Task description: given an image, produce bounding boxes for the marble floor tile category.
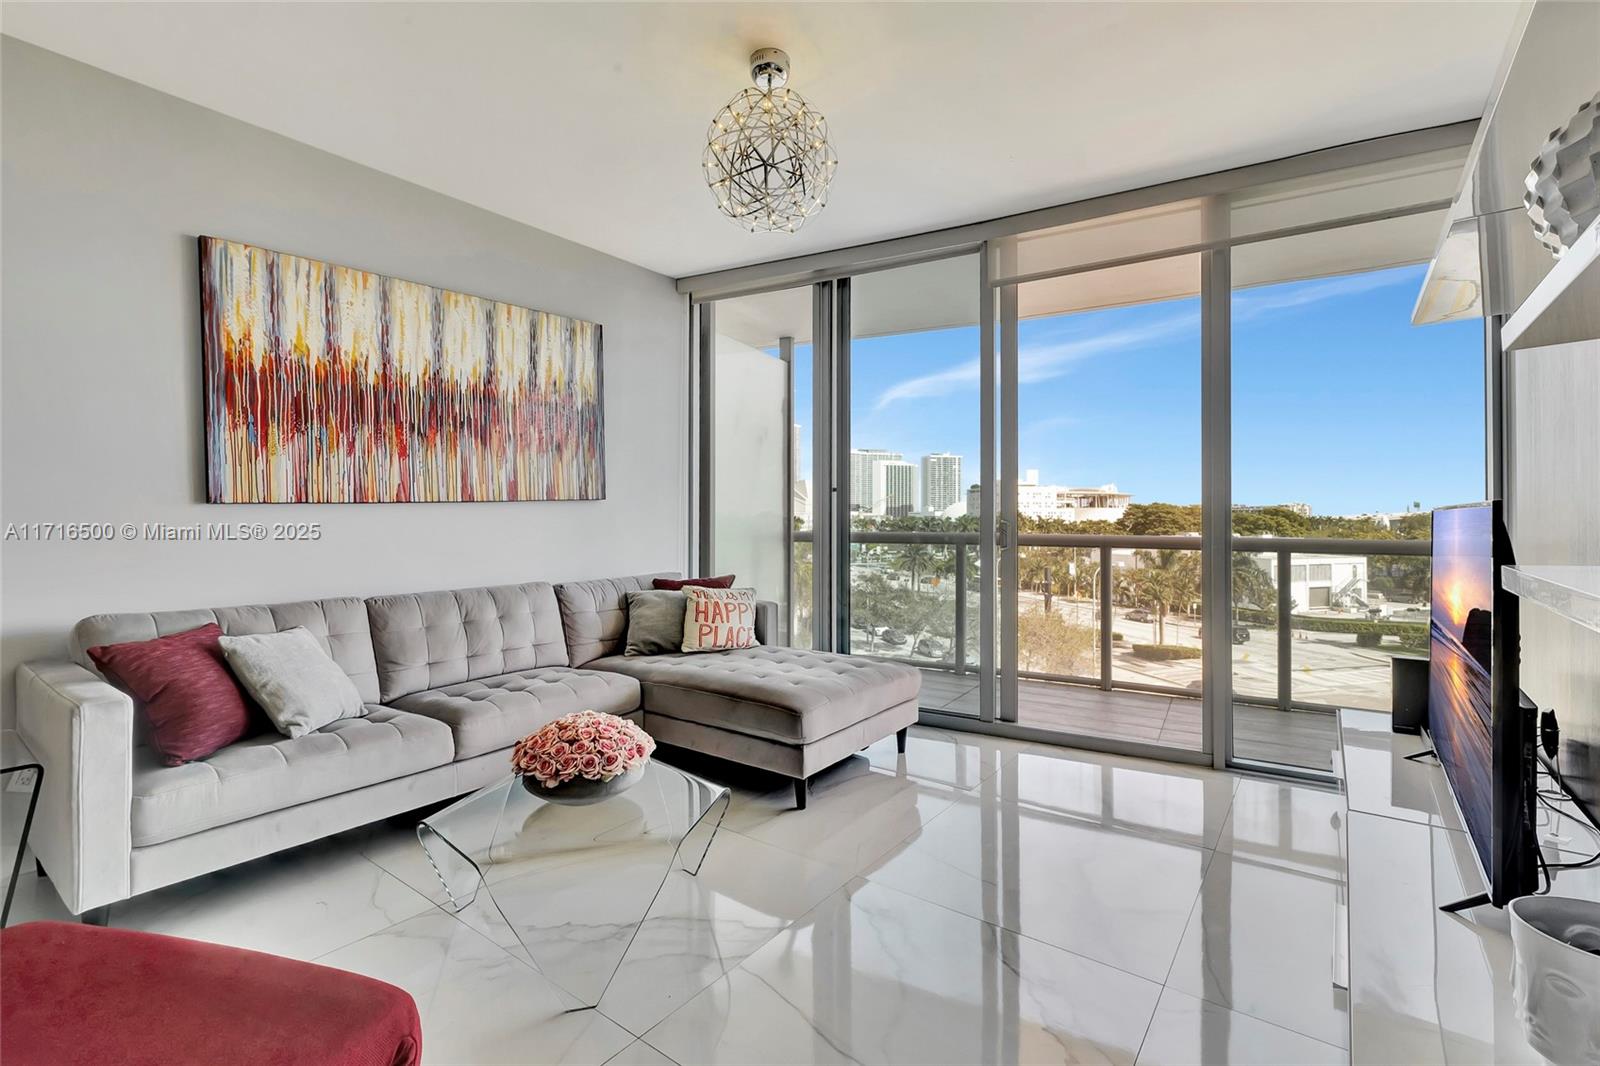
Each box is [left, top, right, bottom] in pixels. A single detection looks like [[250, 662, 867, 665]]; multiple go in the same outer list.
[[857, 725, 1029, 791], [604, 1041, 679, 1066], [1165, 851, 1349, 1048], [989, 744, 1239, 850], [1215, 778, 1346, 878], [723, 755, 957, 876], [1, 868, 74, 924], [863, 793, 1212, 981], [598, 830, 852, 1036], [316, 910, 635, 1066], [1135, 987, 1348, 1065], [108, 837, 434, 961], [644, 878, 1162, 1066]]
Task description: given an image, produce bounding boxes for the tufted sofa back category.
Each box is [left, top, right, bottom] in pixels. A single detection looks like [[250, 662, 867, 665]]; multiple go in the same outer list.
[[364, 583, 570, 703], [71, 598, 382, 704], [554, 573, 677, 666]]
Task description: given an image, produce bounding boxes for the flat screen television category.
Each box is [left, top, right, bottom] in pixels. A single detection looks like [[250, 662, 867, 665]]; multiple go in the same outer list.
[[1428, 501, 1536, 908]]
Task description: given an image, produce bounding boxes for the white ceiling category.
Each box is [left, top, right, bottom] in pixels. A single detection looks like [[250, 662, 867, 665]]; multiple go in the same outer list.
[[2, 2, 1519, 280]]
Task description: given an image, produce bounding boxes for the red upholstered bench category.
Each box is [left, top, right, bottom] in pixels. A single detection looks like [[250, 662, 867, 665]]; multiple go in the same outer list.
[[1, 921, 421, 1066]]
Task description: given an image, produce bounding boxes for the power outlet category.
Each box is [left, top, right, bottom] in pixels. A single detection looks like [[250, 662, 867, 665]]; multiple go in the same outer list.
[[5, 768, 38, 793]]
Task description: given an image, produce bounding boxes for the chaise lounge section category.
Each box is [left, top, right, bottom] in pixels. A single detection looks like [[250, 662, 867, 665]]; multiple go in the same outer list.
[[15, 572, 919, 916]]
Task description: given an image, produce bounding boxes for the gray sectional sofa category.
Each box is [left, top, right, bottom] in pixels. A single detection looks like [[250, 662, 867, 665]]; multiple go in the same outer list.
[[15, 573, 919, 918]]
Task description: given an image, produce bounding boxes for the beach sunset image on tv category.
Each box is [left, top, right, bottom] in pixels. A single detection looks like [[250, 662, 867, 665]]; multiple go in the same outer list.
[[1430, 504, 1495, 872]]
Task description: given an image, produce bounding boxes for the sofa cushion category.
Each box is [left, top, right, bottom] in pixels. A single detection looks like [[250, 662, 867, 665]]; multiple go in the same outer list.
[[87, 623, 262, 766], [587, 647, 921, 745], [129, 707, 453, 847], [389, 667, 642, 760], [220, 627, 367, 738], [554, 574, 676, 666], [73, 597, 382, 705], [366, 583, 569, 702]]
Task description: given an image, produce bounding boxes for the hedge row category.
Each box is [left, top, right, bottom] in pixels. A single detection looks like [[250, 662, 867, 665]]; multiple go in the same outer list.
[[1131, 643, 1203, 661]]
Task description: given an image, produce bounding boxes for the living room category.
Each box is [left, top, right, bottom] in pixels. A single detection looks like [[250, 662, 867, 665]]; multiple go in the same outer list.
[[2, 3, 1597, 1064]]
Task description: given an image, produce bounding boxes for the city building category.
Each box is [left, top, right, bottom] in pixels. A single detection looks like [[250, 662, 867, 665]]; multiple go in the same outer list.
[[919, 453, 962, 516], [873, 460, 917, 518], [791, 423, 811, 526], [1017, 471, 1132, 523], [849, 448, 901, 514]]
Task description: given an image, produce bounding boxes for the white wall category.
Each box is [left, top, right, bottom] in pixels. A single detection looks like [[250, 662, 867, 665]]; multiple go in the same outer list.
[[0, 39, 689, 725]]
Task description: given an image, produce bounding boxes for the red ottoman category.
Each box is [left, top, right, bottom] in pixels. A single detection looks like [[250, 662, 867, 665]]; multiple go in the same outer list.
[[1, 921, 421, 1066]]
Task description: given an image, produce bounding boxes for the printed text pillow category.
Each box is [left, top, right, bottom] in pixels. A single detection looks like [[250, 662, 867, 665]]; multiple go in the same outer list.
[[681, 586, 759, 653]]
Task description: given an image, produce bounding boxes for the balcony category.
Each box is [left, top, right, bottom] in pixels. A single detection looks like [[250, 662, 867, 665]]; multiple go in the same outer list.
[[794, 529, 1429, 773]]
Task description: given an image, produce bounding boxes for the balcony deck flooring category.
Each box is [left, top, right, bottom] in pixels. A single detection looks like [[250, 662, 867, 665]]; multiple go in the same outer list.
[[917, 669, 1338, 771]]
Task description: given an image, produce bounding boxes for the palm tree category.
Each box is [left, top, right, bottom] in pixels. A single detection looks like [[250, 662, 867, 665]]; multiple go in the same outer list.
[[1132, 549, 1201, 644]]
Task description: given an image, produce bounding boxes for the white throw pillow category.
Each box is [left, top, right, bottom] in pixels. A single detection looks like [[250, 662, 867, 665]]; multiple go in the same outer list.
[[219, 626, 366, 737], [681, 586, 759, 653]]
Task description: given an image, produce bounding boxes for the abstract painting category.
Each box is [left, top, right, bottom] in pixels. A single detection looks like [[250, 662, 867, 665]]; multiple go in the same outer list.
[[200, 236, 604, 503]]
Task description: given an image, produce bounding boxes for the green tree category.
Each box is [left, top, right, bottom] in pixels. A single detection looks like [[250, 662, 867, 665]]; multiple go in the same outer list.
[[1016, 608, 1097, 675], [1117, 503, 1202, 536], [1131, 549, 1202, 643]]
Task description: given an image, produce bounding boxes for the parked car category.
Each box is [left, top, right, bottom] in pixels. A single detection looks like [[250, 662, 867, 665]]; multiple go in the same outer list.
[[913, 637, 943, 658], [1126, 608, 1155, 623], [880, 628, 907, 646]]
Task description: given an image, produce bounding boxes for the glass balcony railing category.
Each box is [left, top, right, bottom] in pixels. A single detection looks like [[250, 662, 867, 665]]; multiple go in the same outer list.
[[792, 528, 1429, 767]]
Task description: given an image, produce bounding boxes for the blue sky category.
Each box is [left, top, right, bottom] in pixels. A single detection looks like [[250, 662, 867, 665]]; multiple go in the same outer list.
[[794, 262, 1485, 516]]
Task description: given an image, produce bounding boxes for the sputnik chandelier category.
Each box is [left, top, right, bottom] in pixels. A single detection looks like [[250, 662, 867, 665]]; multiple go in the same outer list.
[[704, 48, 837, 234]]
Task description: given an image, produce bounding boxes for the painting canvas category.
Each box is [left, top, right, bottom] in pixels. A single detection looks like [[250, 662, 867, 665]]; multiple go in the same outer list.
[[200, 236, 604, 503]]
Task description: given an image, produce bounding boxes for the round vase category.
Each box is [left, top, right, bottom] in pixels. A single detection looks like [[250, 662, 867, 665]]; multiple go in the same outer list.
[[1509, 894, 1600, 1065], [521, 764, 646, 806]]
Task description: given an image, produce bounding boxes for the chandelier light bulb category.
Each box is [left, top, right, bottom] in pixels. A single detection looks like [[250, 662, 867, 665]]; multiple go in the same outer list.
[[703, 47, 837, 234]]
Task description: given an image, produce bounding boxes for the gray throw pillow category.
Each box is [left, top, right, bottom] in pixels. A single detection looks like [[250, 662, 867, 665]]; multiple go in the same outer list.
[[219, 626, 365, 738], [624, 589, 687, 656]]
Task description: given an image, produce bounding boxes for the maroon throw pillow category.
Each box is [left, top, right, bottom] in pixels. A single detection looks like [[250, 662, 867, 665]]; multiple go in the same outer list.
[[88, 623, 260, 766], [653, 575, 736, 590]]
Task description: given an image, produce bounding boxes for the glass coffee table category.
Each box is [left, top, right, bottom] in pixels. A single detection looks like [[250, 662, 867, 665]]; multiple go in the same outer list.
[[417, 761, 730, 1008]]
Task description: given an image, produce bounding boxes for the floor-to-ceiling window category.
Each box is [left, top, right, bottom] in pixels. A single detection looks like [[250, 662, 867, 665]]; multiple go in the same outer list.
[[1228, 213, 1484, 772], [691, 128, 1482, 778], [843, 256, 984, 716], [1006, 254, 1208, 752], [703, 285, 815, 644]]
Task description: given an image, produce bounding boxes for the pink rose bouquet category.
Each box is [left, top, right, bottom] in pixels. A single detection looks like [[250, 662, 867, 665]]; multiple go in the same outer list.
[[511, 710, 655, 789]]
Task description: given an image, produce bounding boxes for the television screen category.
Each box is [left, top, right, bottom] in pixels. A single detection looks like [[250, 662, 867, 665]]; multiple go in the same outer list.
[[1430, 504, 1497, 878], [1429, 501, 1532, 907]]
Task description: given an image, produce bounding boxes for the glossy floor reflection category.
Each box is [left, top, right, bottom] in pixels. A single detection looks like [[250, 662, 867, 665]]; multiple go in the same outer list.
[[7, 726, 1351, 1065]]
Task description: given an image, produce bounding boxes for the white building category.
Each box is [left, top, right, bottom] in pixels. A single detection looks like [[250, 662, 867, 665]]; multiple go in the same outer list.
[[1017, 471, 1132, 523], [1239, 552, 1372, 611], [791, 423, 811, 526], [849, 449, 902, 514], [920, 453, 962, 516], [873, 460, 917, 518]]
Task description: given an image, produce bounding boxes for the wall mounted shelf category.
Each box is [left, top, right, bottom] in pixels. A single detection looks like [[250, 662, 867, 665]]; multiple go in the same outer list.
[[1501, 218, 1600, 351], [1503, 564, 1600, 633]]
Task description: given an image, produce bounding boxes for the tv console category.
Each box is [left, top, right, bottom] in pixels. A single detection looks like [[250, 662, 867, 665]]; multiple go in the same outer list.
[[1336, 709, 1600, 1064]]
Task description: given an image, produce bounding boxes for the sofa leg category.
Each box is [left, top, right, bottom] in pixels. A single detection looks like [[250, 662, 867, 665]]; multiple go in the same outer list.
[[793, 777, 808, 811], [896, 727, 909, 754], [81, 906, 110, 927]]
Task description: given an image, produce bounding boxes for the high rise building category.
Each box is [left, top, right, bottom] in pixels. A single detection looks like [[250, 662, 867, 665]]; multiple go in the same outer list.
[[920, 453, 962, 516], [873, 460, 917, 518], [849, 449, 901, 513], [791, 423, 811, 526]]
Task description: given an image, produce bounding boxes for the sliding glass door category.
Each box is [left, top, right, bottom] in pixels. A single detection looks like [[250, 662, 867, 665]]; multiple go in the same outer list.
[[996, 250, 1214, 758], [842, 255, 986, 717]]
